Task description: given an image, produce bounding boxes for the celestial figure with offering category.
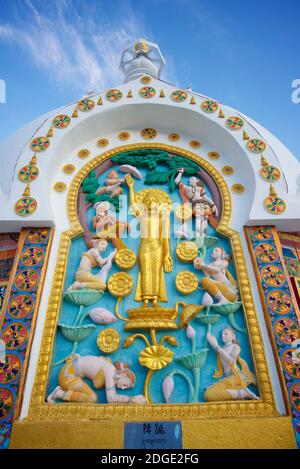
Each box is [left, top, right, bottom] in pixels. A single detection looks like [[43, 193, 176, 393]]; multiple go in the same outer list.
[[205, 328, 259, 401]]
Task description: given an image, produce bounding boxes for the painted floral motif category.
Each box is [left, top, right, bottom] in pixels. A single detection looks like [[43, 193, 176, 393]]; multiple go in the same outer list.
[[249, 226, 272, 241], [255, 243, 279, 263], [18, 165, 39, 183], [264, 195, 286, 215], [282, 349, 300, 379], [0, 424, 10, 448], [77, 99, 95, 111], [267, 290, 292, 315], [21, 247, 45, 267], [30, 136, 50, 152], [290, 383, 300, 412], [52, 114, 71, 129], [171, 90, 188, 102], [14, 197, 38, 217], [260, 165, 281, 182], [0, 389, 14, 420], [140, 128, 157, 139], [274, 318, 299, 345], [226, 116, 244, 131], [8, 294, 34, 319], [247, 138, 266, 153], [2, 323, 28, 349], [201, 100, 219, 113], [106, 89, 123, 102], [0, 354, 22, 384], [261, 265, 286, 287], [139, 86, 156, 98], [14, 269, 39, 291], [27, 228, 49, 244]]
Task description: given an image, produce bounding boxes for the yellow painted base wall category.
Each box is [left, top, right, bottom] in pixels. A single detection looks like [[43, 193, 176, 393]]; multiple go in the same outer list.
[[10, 416, 296, 449]]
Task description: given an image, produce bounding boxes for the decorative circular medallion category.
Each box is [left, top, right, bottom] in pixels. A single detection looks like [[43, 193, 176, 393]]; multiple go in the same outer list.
[[247, 138, 266, 153], [189, 140, 201, 148], [97, 138, 109, 147], [8, 294, 34, 319], [108, 272, 133, 297], [176, 242, 198, 263], [232, 183, 245, 194], [139, 86, 156, 98], [207, 151, 220, 160], [78, 99, 95, 111], [140, 128, 157, 139], [260, 165, 281, 182], [27, 228, 49, 244], [0, 389, 14, 421], [14, 269, 39, 291], [63, 164, 75, 174], [30, 137, 50, 152], [175, 271, 198, 295], [168, 133, 180, 141], [255, 243, 279, 263], [15, 197, 38, 217], [139, 345, 173, 370], [0, 354, 22, 384], [281, 348, 300, 378], [97, 328, 120, 353], [106, 89, 123, 102], [201, 100, 218, 113], [226, 116, 244, 131], [21, 246, 45, 267], [52, 114, 71, 129], [274, 318, 299, 345], [141, 75, 152, 84], [261, 265, 286, 287], [222, 165, 234, 176], [115, 249, 136, 270], [267, 290, 292, 315], [78, 149, 90, 159], [171, 90, 188, 102], [118, 131, 130, 141], [2, 323, 28, 349], [53, 182, 67, 192], [249, 226, 272, 241], [18, 165, 39, 183], [174, 204, 193, 221], [290, 383, 300, 412], [264, 195, 286, 215]]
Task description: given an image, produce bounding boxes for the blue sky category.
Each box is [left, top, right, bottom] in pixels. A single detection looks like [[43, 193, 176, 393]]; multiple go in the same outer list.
[[0, 0, 299, 160]]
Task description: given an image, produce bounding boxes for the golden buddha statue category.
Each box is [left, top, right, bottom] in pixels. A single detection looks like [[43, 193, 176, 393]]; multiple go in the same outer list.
[[125, 174, 173, 306]]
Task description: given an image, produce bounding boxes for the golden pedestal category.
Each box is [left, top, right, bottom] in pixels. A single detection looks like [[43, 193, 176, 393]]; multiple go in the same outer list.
[[124, 306, 178, 330]]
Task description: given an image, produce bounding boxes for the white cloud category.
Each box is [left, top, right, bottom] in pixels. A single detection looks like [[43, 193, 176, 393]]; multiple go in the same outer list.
[[0, 0, 175, 93]]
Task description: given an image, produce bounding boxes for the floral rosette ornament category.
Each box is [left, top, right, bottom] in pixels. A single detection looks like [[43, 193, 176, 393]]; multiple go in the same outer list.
[[52, 114, 71, 129], [108, 272, 133, 298], [139, 86, 156, 98], [97, 328, 120, 353], [78, 99, 95, 111], [106, 89, 123, 102], [171, 90, 188, 102], [201, 100, 218, 113]]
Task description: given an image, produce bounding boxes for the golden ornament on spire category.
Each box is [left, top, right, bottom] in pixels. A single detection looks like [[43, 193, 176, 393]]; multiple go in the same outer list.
[[97, 96, 103, 105], [47, 127, 54, 138], [23, 184, 31, 197], [30, 154, 37, 165], [159, 89, 165, 98], [218, 109, 225, 118], [72, 109, 78, 118], [243, 130, 250, 140], [127, 90, 133, 98], [261, 156, 268, 167], [269, 184, 277, 197], [190, 96, 196, 104]]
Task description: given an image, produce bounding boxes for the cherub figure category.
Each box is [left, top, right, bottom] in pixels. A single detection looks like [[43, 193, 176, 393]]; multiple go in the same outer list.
[[47, 354, 146, 404], [205, 327, 259, 402], [96, 170, 125, 198], [67, 239, 116, 291], [175, 169, 218, 238], [194, 246, 238, 304]]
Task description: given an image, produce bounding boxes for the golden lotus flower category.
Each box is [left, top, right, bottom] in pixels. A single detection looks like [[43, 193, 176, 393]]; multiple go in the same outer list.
[[176, 241, 198, 263], [115, 249, 136, 270], [97, 328, 120, 353], [139, 345, 173, 370], [108, 272, 133, 298], [175, 271, 198, 295]]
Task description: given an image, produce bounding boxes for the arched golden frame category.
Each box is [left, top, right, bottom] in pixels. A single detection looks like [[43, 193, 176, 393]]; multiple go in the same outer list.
[[28, 143, 277, 422]]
